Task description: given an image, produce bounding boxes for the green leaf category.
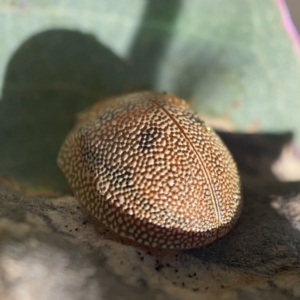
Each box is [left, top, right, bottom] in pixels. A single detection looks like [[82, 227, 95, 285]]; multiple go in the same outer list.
[[0, 0, 299, 190]]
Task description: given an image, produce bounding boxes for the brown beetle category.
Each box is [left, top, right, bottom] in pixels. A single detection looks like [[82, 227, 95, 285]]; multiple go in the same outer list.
[[58, 92, 241, 249]]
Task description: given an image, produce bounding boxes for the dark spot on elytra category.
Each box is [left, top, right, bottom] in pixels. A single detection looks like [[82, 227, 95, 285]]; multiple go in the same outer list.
[[80, 144, 103, 167], [98, 102, 136, 123], [102, 164, 134, 190], [138, 126, 161, 152], [98, 110, 114, 122], [184, 111, 204, 126], [79, 131, 102, 166], [112, 169, 133, 188], [80, 143, 135, 192]]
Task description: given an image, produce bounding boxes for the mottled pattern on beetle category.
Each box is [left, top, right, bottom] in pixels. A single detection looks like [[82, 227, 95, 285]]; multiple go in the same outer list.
[[58, 92, 241, 249]]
